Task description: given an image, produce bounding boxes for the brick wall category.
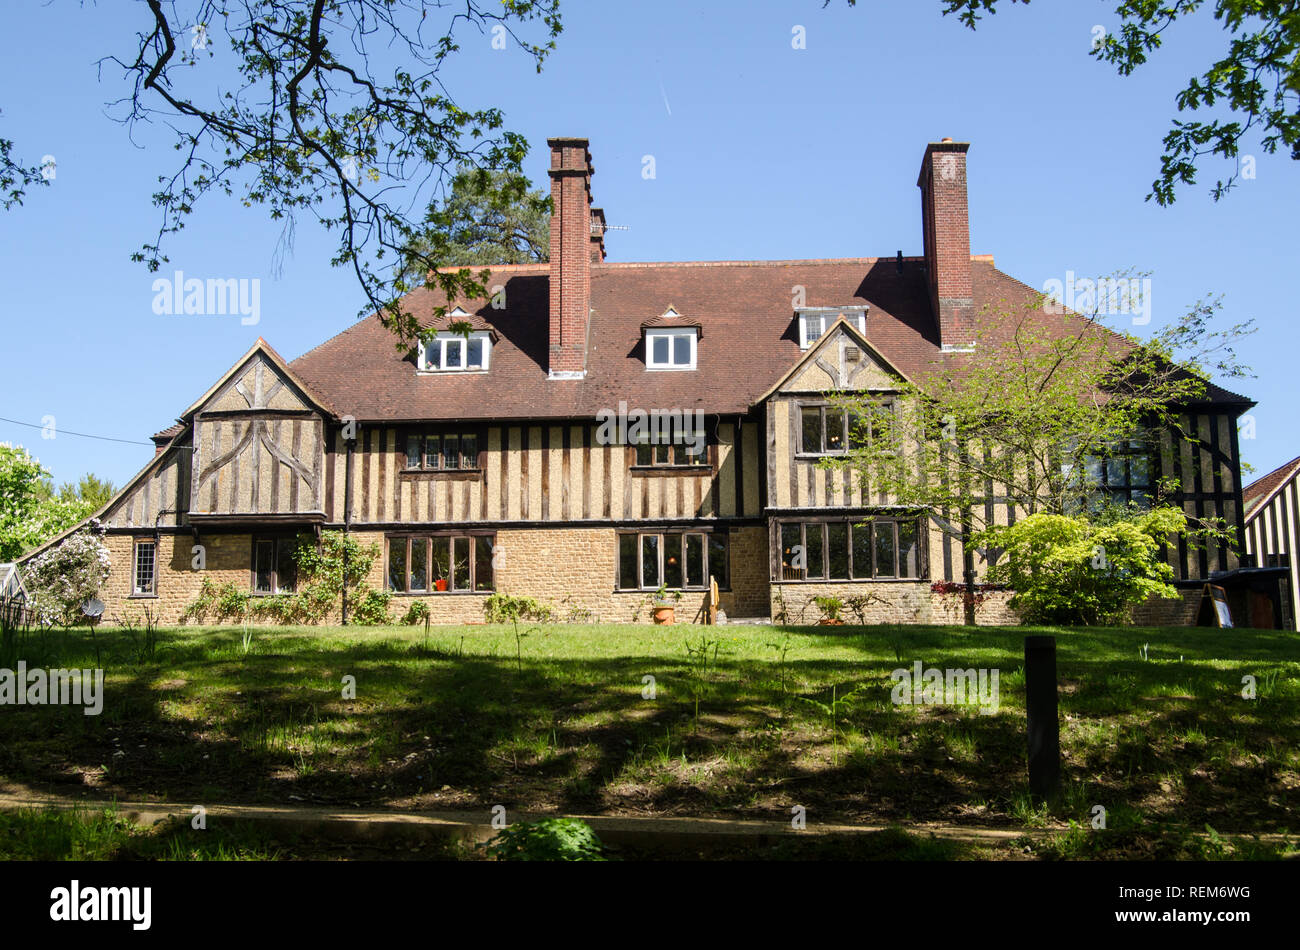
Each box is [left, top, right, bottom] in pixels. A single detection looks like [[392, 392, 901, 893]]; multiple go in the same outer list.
[[547, 137, 593, 377], [1130, 588, 1201, 627]]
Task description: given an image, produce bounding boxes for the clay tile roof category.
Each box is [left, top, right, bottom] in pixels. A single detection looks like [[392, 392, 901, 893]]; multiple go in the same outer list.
[[1244, 455, 1300, 516], [640, 307, 702, 332], [151, 423, 184, 443], [287, 257, 1253, 424]]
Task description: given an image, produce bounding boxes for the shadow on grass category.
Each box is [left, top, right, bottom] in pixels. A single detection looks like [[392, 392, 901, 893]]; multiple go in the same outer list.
[[0, 623, 1294, 836]]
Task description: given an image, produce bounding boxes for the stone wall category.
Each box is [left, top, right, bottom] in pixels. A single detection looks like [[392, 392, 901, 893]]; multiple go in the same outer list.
[[770, 581, 1019, 626], [101, 532, 255, 627], [91, 524, 773, 627], [88, 527, 1205, 631]]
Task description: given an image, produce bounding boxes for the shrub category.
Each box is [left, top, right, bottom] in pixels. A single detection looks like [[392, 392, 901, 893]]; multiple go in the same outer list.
[[401, 600, 430, 625], [976, 507, 1185, 626], [179, 577, 220, 624], [350, 587, 392, 626], [483, 818, 606, 862], [180, 531, 382, 626], [483, 593, 552, 624], [813, 595, 844, 622], [24, 523, 110, 626]]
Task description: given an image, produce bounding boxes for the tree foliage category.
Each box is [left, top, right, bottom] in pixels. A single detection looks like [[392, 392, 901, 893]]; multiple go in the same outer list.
[[5, 1, 563, 350], [483, 817, 606, 861], [840, 0, 1299, 203], [410, 166, 549, 271], [0, 444, 100, 561], [0, 128, 47, 210], [828, 289, 1250, 539], [976, 507, 1186, 625]]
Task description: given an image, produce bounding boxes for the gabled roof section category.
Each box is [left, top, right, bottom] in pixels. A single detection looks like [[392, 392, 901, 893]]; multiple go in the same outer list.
[[423, 305, 499, 341], [641, 306, 702, 333], [182, 338, 336, 420], [17, 423, 191, 563], [757, 313, 910, 402], [1244, 455, 1300, 518]]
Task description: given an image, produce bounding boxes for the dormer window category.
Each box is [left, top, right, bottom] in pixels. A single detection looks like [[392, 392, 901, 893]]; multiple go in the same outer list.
[[646, 329, 697, 370], [642, 306, 701, 371], [798, 308, 867, 349], [417, 310, 492, 373]]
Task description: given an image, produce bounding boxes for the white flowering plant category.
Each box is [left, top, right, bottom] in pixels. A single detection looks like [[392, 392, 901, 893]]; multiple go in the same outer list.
[[24, 521, 111, 626]]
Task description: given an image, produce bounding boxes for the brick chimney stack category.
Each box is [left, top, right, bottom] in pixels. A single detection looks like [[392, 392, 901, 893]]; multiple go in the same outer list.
[[917, 139, 973, 349], [547, 137, 596, 379]]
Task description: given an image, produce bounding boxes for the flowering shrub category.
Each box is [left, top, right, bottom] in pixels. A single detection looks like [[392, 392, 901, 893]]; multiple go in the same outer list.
[[24, 521, 111, 625]]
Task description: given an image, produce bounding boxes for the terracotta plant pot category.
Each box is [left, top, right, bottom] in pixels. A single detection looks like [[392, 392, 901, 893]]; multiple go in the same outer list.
[[653, 605, 675, 625], [817, 617, 845, 625]]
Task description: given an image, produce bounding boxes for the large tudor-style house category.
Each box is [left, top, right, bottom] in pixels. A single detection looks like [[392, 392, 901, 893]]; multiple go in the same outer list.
[[27, 137, 1264, 627]]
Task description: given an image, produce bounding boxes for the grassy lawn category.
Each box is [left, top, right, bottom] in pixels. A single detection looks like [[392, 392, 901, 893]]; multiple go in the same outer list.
[[1, 621, 1296, 859]]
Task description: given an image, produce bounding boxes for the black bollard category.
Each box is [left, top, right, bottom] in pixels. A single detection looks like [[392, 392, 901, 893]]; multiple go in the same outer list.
[[1024, 635, 1060, 799]]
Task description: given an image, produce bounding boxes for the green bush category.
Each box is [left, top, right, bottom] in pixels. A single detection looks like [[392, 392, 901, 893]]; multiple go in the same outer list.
[[976, 507, 1185, 626], [812, 595, 844, 622], [350, 587, 392, 626], [401, 600, 431, 625], [180, 532, 382, 625], [483, 593, 552, 624], [483, 818, 606, 861]]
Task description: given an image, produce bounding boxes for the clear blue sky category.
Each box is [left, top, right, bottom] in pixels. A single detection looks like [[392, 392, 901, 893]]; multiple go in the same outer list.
[[1, 0, 1295, 491]]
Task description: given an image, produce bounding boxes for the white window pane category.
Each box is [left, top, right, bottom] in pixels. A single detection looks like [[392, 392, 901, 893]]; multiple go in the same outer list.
[[466, 338, 483, 368], [446, 340, 463, 368], [423, 342, 439, 370], [672, 334, 691, 365], [652, 335, 669, 365]]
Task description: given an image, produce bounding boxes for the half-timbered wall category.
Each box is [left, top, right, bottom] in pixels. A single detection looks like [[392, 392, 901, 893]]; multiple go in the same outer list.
[[190, 356, 326, 518], [101, 447, 191, 528], [1159, 411, 1246, 580], [327, 418, 763, 526], [1244, 468, 1300, 629]]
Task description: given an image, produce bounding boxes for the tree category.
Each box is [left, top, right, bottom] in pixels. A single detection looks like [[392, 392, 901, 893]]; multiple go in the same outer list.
[[0, 127, 46, 210], [2, 1, 563, 349], [60, 474, 117, 511], [0, 444, 98, 561], [825, 287, 1251, 620], [412, 167, 550, 269], [838, 0, 1299, 203]]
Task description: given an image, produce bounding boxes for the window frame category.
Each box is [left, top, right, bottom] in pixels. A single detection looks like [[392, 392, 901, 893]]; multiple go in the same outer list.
[[631, 432, 711, 470], [1078, 441, 1154, 510], [645, 329, 698, 371], [774, 517, 925, 582], [797, 308, 867, 350], [132, 538, 157, 596], [402, 430, 483, 473], [615, 529, 727, 591], [417, 329, 492, 374], [386, 532, 496, 594], [797, 400, 892, 457], [250, 536, 298, 595]]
